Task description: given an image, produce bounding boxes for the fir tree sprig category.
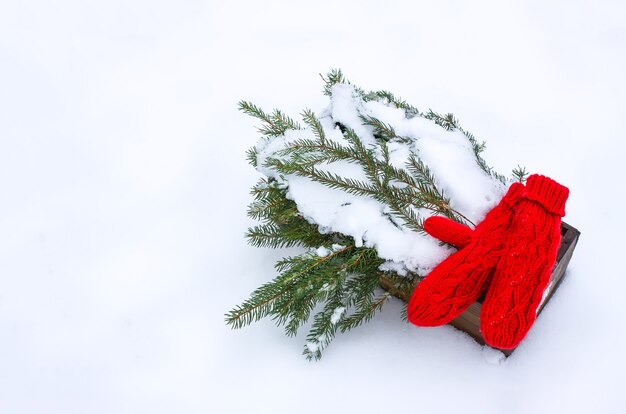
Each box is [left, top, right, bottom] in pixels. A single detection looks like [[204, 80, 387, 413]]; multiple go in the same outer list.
[[245, 178, 349, 249], [239, 101, 302, 137], [512, 165, 529, 183], [365, 90, 420, 117], [225, 243, 392, 360]]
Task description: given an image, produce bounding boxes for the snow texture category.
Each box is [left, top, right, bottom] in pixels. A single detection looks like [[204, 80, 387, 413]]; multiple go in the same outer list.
[[1, 1, 626, 413], [315, 246, 331, 257], [330, 307, 346, 325], [481, 346, 506, 366], [256, 83, 506, 275]]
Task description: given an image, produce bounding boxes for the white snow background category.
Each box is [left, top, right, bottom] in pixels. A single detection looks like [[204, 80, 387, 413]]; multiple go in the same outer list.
[[1, 1, 625, 413]]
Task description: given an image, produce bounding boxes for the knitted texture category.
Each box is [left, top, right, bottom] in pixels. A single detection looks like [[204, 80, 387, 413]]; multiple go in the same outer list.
[[407, 183, 525, 327], [481, 175, 569, 349], [424, 216, 473, 248]]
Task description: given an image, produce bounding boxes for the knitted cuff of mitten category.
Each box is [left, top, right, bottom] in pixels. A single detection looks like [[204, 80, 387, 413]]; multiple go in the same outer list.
[[524, 174, 570, 216]]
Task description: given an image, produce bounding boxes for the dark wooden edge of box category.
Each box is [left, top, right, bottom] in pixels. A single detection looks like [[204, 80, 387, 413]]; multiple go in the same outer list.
[[385, 222, 580, 356]]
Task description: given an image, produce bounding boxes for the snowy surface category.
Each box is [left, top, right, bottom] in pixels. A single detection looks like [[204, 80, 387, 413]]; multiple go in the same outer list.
[[256, 83, 506, 275], [1, 1, 626, 413]]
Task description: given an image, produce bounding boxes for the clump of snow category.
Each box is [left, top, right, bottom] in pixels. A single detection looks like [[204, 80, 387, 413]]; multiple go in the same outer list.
[[315, 246, 331, 257], [255, 83, 507, 275], [305, 341, 319, 353], [330, 307, 346, 325], [362, 96, 503, 221], [305, 334, 329, 354], [328, 84, 379, 148], [379, 261, 410, 277], [313, 244, 347, 258]]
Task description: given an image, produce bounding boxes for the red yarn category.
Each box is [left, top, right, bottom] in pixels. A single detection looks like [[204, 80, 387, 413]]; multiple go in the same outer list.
[[481, 175, 569, 350], [424, 216, 473, 248], [407, 183, 525, 327]]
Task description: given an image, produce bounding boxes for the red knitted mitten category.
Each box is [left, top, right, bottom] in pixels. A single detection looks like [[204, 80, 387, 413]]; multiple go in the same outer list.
[[407, 182, 525, 327], [481, 174, 569, 350]]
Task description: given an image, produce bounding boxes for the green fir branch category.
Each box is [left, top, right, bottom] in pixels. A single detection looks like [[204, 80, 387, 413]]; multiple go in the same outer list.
[[320, 68, 365, 97], [266, 157, 380, 198], [424, 110, 458, 131], [364, 90, 420, 117], [302, 280, 346, 360], [360, 114, 397, 141], [226, 245, 354, 329], [321, 69, 348, 96], [239, 101, 302, 137], [512, 165, 529, 182], [301, 109, 327, 144]]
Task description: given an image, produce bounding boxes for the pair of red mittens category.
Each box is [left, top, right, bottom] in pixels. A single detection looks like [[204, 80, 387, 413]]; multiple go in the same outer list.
[[407, 174, 569, 350]]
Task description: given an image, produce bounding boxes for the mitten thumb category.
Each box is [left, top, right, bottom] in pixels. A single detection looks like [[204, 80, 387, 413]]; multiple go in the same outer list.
[[424, 216, 473, 248]]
